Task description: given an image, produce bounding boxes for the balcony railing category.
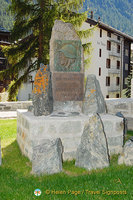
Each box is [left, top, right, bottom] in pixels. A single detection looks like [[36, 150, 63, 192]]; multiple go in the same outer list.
[[109, 38, 121, 44], [108, 67, 120, 74], [109, 51, 121, 57], [108, 85, 120, 92]]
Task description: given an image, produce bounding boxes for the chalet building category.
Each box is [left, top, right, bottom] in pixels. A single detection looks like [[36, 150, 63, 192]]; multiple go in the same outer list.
[[82, 16, 133, 98], [0, 26, 10, 92]]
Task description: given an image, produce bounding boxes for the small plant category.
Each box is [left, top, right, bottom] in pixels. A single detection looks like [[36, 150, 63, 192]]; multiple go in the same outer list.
[[124, 66, 133, 97]]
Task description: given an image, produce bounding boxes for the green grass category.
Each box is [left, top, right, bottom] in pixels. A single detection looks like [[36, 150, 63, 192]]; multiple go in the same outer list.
[[125, 130, 133, 142], [0, 119, 133, 200]]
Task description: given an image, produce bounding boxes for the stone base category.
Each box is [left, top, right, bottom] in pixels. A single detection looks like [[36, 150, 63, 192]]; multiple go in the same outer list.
[[17, 110, 124, 161]]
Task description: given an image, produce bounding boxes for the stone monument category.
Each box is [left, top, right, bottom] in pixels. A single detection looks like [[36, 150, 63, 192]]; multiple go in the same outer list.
[[17, 20, 125, 174], [50, 20, 84, 113]]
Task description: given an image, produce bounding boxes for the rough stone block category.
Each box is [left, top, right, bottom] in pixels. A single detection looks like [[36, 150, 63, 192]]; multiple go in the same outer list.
[[82, 75, 106, 114], [75, 114, 110, 170], [32, 138, 63, 175], [118, 138, 133, 166], [32, 63, 53, 116], [100, 114, 124, 155]]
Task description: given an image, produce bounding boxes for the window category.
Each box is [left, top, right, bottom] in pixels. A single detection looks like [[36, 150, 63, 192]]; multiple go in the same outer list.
[[100, 29, 102, 37], [117, 36, 120, 41], [125, 63, 128, 70], [116, 93, 119, 98], [107, 41, 111, 50], [106, 95, 109, 98], [99, 67, 101, 76], [117, 61, 120, 69], [106, 59, 111, 68], [125, 49, 128, 56], [125, 77, 128, 85], [0, 81, 3, 85], [99, 49, 102, 57], [107, 32, 111, 37], [116, 77, 120, 86], [106, 77, 110, 86], [117, 45, 120, 53]]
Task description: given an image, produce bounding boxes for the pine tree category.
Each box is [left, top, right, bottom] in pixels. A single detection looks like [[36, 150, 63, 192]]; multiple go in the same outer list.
[[125, 66, 133, 98], [0, 0, 92, 99]]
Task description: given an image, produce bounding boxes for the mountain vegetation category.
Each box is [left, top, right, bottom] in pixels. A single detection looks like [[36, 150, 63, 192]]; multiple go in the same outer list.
[[0, 0, 13, 30], [83, 0, 133, 36], [0, 0, 133, 36]]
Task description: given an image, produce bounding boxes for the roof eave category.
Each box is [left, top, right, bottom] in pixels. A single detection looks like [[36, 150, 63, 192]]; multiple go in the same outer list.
[[86, 18, 133, 42]]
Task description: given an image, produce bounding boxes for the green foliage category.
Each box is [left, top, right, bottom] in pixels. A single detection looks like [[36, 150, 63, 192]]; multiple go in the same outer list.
[[124, 67, 133, 98], [0, 0, 13, 30], [83, 0, 133, 36], [7, 80, 18, 101], [0, 119, 133, 200], [0, 0, 91, 98]]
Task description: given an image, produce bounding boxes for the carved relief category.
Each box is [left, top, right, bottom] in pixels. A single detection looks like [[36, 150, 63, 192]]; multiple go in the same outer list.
[[54, 40, 81, 72]]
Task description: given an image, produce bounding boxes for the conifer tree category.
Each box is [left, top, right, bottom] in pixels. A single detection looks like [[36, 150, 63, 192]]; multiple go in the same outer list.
[[0, 0, 92, 99]]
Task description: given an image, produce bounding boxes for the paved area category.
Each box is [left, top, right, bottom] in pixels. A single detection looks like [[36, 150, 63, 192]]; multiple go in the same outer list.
[[0, 111, 17, 119]]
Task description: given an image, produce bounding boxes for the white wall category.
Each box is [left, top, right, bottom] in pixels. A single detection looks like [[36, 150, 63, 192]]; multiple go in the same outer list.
[[81, 22, 123, 98], [17, 71, 36, 101]]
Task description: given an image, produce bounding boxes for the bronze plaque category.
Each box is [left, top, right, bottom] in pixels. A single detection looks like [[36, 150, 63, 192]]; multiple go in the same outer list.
[[52, 73, 84, 101], [54, 40, 81, 72]]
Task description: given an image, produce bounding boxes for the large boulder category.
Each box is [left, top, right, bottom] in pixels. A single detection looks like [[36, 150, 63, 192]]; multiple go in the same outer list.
[[118, 138, 133, 166], [32, 138, 63, 175], [0, 138, 1, 166], [75, 114, 110, 170], [82, 75, 107, 114]]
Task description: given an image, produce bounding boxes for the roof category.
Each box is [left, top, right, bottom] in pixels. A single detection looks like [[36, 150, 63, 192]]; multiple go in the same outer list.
[[86, 18, 133, 42], [0, 26, 10, 33]]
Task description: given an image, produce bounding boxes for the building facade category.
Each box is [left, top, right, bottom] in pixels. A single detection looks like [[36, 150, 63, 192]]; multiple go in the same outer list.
[[17, 18, 133, 101], [82, 18, 133, 98], [0, 26, 10, 92]]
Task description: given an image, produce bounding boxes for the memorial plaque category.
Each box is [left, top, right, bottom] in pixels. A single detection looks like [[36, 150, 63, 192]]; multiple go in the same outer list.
[[53, 73, 84, 101], [54, 40, 81, 72]]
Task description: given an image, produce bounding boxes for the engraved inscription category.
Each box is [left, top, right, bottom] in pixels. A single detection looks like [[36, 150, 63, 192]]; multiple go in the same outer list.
[[54, 40, 81, 72], [53, 73, 84, 101]]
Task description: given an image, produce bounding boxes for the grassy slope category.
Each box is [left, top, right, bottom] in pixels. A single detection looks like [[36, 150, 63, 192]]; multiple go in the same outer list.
[[0, 119, 133, 200]]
